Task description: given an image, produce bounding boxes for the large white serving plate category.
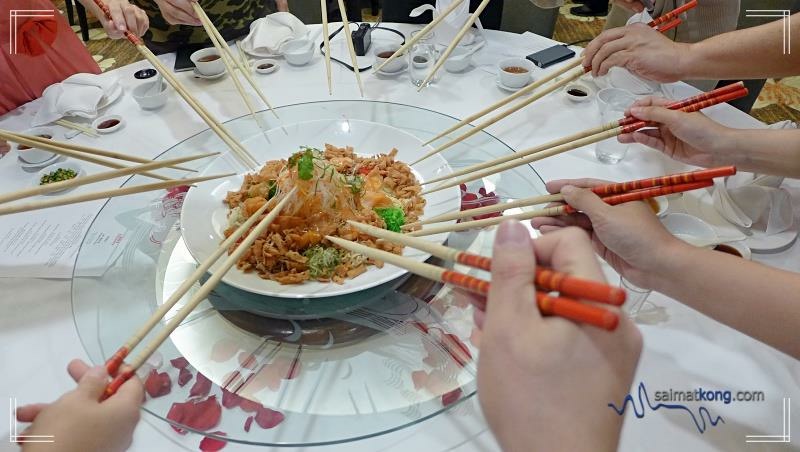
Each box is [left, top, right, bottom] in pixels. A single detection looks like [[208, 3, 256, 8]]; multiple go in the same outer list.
[[181, 118, 460, 298]]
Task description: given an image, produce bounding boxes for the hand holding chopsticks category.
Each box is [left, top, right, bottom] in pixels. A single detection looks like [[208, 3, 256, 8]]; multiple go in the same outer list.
[[409, 169, 730, 236], [421, 84, 748, 195], [103, 187, 298, 397]]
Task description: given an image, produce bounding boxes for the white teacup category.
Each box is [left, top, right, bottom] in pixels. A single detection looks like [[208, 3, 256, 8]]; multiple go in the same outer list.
[[191, 48, 225, 76], [373, 45, 406, 73], [282, 38, 314, 66], [497, 58, 534, 89], [16, 127, 57, 164]]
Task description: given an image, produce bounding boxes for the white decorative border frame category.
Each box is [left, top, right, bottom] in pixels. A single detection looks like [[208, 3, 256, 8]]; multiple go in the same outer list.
[[8, 398, 55, 443], [745, 9, 791, 55], [8, 9, 55, 54], [746, 397, 791, 443]]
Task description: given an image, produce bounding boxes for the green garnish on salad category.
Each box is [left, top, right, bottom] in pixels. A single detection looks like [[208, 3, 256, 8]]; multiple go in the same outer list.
[[303, 245, 341, 278], [375, 206, 406, 232], [40, 168, 77, 185]]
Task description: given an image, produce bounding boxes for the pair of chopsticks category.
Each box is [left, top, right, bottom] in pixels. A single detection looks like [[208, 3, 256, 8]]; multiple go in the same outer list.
[[103, 188, 298, 396], [409, 168, 733, 237], [327, 222, 621, 331], [320, 0, 365, 96], [192, 2, 279, 129], [89, 0, 259, 170], [55, 119, 99, 137], [420, 83, 749, 195], [0, 154, 228, 217], [0, 129, 199, 181], [412, 1, 699, 165], [407, 166, 736, 228]]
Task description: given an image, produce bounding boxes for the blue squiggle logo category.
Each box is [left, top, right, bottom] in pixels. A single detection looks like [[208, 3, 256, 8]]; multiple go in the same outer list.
[[609, 382, 725, 434]]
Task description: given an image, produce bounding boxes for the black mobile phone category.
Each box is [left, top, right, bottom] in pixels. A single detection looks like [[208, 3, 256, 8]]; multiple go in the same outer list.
[[174, 43, 207, 72], [526, 45, 576, 69]]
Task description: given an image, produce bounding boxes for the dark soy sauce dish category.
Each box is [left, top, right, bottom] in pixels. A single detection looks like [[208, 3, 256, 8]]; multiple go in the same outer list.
[[198, 54, 220, 62], [134, 68, 157, 79], [377, 51, 397, 59], [97, 119, 120, 129], [258, 63, 274, 70], [567, 88, 587, 97], [503, 66, 529, 74]]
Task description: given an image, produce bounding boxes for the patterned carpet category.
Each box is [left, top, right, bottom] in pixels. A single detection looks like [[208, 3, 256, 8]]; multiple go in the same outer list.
[[59, 0, 799, 124]]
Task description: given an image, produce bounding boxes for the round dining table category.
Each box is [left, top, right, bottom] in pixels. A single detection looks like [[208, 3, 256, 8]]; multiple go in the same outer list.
[[1, 22, 799, 452]]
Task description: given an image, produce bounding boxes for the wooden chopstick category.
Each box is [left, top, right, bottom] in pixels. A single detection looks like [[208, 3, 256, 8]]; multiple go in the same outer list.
[[0, 152, 218, 205], [410, 166, 737, 227], [103, 187, 298, 397], [336, 0, 365, 97], [1, 128, 198, 173], [422, 82, 746, 187], [0, 172, 235, 217], [410, 181, 713, 237], [326, 235, 619, 330], [193, 3, 262, 130], [415, 2, 700, 164], [346, 220, 626, 305], [411, 66, 585, 165], [194, 3, 280, 122], [105, 194, 276, 374], [656, 17, 682, 33], [1, 130, 173, 181], [55, 119, 99, 137], [321, 0, 333, 95], [89, 0, 258, 170], [422, 59, 581, 146], [417, 0, 492, 92], [374, 0, 466, 74], [648, 0, 697, 27], [421, 87, 749, 195]]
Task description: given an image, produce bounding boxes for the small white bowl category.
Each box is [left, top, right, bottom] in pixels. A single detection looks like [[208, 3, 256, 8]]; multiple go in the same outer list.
[[661, 213, 718, 246], [497, 58, 535, 89], [564, 83, 594, 103], [133, 80, 169, 110], [190, 47, 225, 76], [373, 45, 406, 73], [34, 161, 83, 194], [283, 39, 314, 66], [253, 59, 279, 75], [444, 47, 472, 73], [15, 127, 57, 164], [92, 115, 124, 134]]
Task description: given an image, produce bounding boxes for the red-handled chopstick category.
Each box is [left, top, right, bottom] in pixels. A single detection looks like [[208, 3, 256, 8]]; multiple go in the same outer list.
[[346, 221, 626, 306], [326, 236, 620, 331], [563, 180, 714, 214], [619, 82, 746, 126], [591, 166, 736, 196], [648, 0, 698, 27], [656, 17, 682, 33]]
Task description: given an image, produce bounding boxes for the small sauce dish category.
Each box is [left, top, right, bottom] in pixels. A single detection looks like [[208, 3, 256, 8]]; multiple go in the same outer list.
[[92, 115, 124, 134], [564, 83, 594, 103], [254, 59, 279, 74]]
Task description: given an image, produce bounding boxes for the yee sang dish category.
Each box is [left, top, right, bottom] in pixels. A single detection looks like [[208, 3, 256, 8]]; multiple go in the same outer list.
[[224, 144, 425, 284]]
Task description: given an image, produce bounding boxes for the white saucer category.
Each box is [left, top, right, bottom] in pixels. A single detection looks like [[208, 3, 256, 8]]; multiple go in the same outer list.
[[18, 154, 63, 170], [375, 64, 406, 77], [496, 79, 529, 93], [192, 68, 227, 80]]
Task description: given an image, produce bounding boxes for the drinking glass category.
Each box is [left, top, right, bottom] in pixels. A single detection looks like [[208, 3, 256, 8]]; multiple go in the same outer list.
[[596, 88, 636, 164], [409, 43, 439, 88], [620, 276, 652, 318]]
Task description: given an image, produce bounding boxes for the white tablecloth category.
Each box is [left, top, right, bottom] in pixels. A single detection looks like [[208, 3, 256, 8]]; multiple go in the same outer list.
[[1, 24, 798, 452]]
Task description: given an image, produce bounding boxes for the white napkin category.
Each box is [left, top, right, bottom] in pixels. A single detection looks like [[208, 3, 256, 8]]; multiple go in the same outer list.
[[712, 174, 794, 235], [239, 12, 308, 57], [32, 73, 119, 126], [409, 0, 484, 48]]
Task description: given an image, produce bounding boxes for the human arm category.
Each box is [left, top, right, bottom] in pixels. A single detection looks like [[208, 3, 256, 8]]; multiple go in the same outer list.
[[77, 0, 149, 38], [612, 0, 646, 12], [583, 13, 800, 80], [153, 0, 202, 26], [477, 222, 642, 452], [18, 360, 143, 452], [276, 0, 289, 12], [618, 97, 800, 178], [532, 182, 800, 359]]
